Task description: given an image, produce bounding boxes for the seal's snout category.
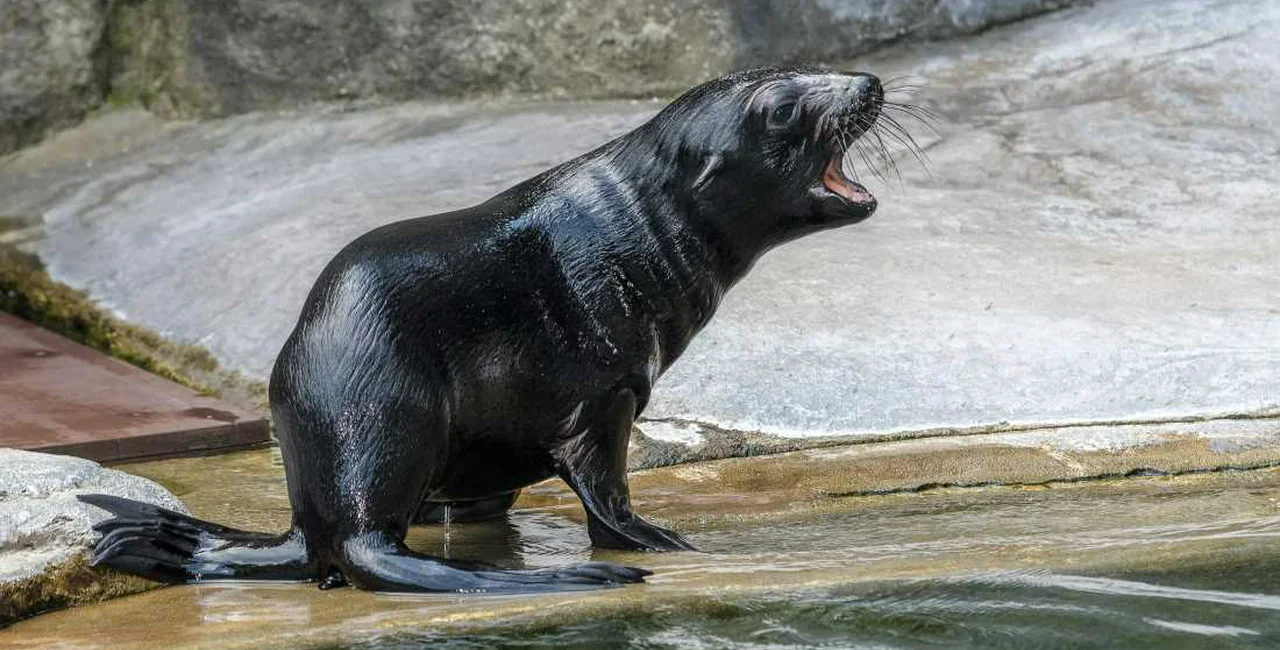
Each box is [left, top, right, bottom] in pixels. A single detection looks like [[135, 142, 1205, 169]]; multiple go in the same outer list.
[[829, 72, 883, 132], [812, 72, 883, 214], [840, 73, 883, 103]]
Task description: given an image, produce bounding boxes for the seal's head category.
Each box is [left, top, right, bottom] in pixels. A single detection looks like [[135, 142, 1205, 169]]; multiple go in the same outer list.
[[630, 67, 900, 248]]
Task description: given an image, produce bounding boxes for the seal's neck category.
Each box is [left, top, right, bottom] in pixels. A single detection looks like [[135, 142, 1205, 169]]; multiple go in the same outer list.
[[532, 132, 793, 372], [606, 132, 784, 290]]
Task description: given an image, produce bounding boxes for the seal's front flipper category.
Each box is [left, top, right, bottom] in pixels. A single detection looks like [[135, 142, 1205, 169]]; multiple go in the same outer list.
[[336, 532, 649, 592], [555, 390, 697, 552]]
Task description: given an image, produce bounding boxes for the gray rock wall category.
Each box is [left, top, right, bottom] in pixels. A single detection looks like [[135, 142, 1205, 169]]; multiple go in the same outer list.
[[0, 0, 1085, 154], [109, 0, 736, 116], [730, 0, 1081, 63], [0, 0, 114, 154]]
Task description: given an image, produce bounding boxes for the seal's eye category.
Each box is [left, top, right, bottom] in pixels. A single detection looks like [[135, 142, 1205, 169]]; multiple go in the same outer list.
[[766, 101, 800, 130]]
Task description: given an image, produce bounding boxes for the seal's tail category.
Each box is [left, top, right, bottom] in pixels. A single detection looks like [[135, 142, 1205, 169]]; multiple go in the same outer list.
[[77, 494, 312, 584]]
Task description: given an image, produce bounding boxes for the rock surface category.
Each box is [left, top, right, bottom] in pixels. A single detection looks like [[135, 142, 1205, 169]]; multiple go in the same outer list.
[[0, 448, 186, 625], [1, 0, 1080, 153], [0, 0, 114, 153], [106, 0, 1080, 116], [106, 0, 732, 116], [1, 0, 1277, 447], [730, 0, 1079, 65]]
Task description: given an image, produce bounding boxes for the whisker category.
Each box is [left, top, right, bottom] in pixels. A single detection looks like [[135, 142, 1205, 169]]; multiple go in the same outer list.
[[882, 75, 925, 92], [878, 113, 930, 161], [839, 132, 863, 184], [878, 111, 934, 161], [853, 114, 892, 181], [867, 123, 902, 184], [876, 127, 931, 181], [884, 89, 925, 101], [882, 96, 939, 114], [883, 84, 925, 95], [882, 107, 940, 130], [854, 137, 889, 184], [882, 101, 942, 126]]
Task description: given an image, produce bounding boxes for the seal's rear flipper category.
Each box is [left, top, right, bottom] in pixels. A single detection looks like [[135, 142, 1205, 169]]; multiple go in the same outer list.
[[336, 531, 649, 592], [77, 493, 312, 583]]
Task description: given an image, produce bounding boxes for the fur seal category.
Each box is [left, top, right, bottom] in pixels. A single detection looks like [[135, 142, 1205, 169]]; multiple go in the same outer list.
[[80, 66, 888, 593]]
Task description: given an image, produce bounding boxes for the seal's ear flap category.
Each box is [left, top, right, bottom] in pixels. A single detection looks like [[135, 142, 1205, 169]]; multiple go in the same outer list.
[[692, 155, 724, 191]]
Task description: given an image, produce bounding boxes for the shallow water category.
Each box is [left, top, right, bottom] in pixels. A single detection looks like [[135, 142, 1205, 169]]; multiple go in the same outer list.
[[6, 453, 1280, 649], [389, 480, 1280, 649], [342, 567, 1280, 650]]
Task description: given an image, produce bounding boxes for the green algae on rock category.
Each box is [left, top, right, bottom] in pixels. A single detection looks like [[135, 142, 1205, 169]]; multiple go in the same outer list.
[[0, 554, 156, 628], [0, 243, 267, 413]]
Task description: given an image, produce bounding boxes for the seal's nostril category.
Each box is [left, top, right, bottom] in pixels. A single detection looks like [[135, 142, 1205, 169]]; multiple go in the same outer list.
[[859, 75, 883, 100]]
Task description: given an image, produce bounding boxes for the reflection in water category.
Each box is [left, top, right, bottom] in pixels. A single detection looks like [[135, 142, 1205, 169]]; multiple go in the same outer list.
[[984, 573, 1280, 612], [402, 509, 594, 570], [442, 505, 451, 559], [1143, 619, 1261, 638], [196, 583, 314, 625], [350, 566, 1280, 649]]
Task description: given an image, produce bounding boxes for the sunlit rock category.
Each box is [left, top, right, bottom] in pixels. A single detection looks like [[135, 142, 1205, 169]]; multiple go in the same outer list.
[[0, 448, 186, 625]]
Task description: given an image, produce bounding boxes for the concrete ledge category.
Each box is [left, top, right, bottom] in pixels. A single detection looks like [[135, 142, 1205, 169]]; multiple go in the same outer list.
[[605, 415, 1280, 524], [630, 412, 1280, 469]]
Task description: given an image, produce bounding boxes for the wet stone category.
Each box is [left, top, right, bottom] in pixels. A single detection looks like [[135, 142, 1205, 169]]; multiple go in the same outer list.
[[0, 448, 186, 625]]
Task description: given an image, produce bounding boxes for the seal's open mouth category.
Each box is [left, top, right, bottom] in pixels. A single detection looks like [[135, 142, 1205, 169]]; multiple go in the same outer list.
[[821, 151, 875, 207]]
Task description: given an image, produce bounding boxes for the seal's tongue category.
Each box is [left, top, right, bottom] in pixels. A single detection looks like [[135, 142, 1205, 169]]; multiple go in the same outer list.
[[822, 155, 875, 204]]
